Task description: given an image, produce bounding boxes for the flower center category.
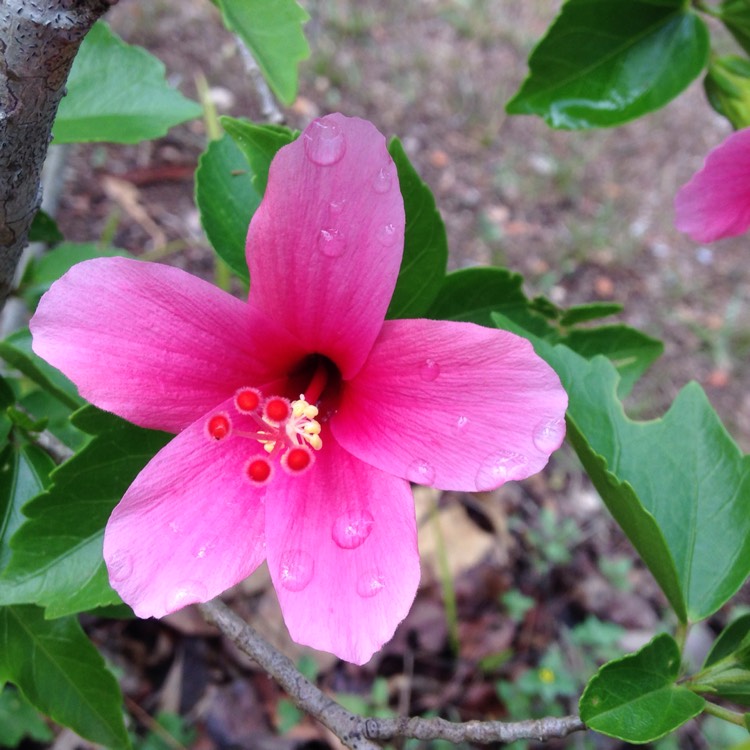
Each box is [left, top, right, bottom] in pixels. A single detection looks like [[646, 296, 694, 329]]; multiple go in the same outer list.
[[204, 358, 331, 486]]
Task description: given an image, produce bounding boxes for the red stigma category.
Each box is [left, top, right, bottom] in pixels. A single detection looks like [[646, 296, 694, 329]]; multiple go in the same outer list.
[[235, 387, 261, 413], [285, 447, 312, 472], [264, 397, 290, 423], [207, 413, 231, 440], [247, 458, 272, 484]]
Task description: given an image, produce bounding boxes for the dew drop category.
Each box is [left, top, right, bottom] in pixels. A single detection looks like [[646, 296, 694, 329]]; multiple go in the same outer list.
[[317, 228, 347, 258], [329, 198, 346, 215], [376, 222, 398, 247], [406, 458, 436, 485], [279, 549, 314, 592], [165, 581, 208, 611], [332, 509, 375, 549], [475, 450, 528, 491], [108, 552, 133, 583], [455, 415, 469, 435], [419, 358, 440, 382], [532, 417, 565, 453], [372, 166, 393, 194], [303, 118, 346, 166], [357, 570, 385, 598]]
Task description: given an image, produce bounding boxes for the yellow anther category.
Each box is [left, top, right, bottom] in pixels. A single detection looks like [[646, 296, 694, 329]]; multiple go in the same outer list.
[[307, 434, 322, 451], [264, 442, 275, 454], [303, 404, 319, 419], [303, 422, 321, 435]]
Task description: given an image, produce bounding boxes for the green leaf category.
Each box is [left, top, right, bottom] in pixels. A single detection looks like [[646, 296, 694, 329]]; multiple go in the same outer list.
[[427, 266, 555, 334], [54, 22, 201, 144], [563, 324, 663, 396], [385, 138, 448, 319], [559, 302, 623, 327], [195, 135, 260, 283], [28, 211, 63, 245], [19, 242, 132, 310], [0, 605, 129, 749], [0, 407, 170, 617], [580, 633, 705, 742], [0, 329, 81, 411], [705, 614, 750, 668], [429, 267, 661, 392], [0, 445, 54, 575], [0, 685, 54, 747], [719, 0, 750, 56], [221, 117, 297, 195], [506, 0, 710, 129], [216, 0, 310, 105], [705, 56, 750, 130], [498, 323, 750, 622]]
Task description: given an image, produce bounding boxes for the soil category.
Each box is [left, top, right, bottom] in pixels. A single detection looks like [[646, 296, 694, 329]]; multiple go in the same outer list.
[[46, 1, 750, 748]]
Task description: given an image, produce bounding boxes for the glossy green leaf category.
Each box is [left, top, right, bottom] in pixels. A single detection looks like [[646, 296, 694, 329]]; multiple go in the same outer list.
[[221, 117, 297, 195], [0, 445, 54, 574], [427, 266, 555, 333], [0, 407, 169, 617], [506, 0, 710, 129], [0, 329, 81, 411], [19, 242, 132, 310], [563, 325, 663, 396], [0, 685, 54, 747], [0, 605, 129, 749], [430, 267, 661, 391], [216, 0, 310, 105], [559, 302, 623, 327], [705, 614, 750, 668], [385, 138, 448, 319], [705, 56, 750, 130], [28, 211, 63, 245], [54, 22, 201, 144], [497, 322, 750, 622], [18, 389, 86, 451], [580, 633, 705, 742], [195, 135, 260, 283], [719, 0, 750, 56]]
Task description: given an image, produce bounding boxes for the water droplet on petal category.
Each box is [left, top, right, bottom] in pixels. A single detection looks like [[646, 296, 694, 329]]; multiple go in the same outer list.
[[372, 166, 393, 194], [419, 358, 440, 381], [108, 552, 133, 582], [532, 417, 565, 453], [376, 222, 398, 247], [329, 199, 346, 215], [455, 415, 469, 435], [279, 549, 314, 592], [332, 510, 375, 549], [475, 450, 528, 491], [303, 118, 346, 166], [406, 458, 436, 485], [317, 228, 347, 257], [357, 570, 385, 598], [165, 581, 208, 611]]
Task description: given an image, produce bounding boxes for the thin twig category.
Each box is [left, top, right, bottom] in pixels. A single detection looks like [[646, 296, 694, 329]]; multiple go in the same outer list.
[[199, 599, 586, 749]]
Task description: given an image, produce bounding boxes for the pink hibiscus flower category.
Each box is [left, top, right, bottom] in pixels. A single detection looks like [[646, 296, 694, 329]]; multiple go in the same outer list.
[[30, 114, 567, 664], [675, 128, 750, 243]]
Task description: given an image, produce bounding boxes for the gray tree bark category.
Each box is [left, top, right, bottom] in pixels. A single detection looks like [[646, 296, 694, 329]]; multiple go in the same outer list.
[[0, 0, 117, 310]]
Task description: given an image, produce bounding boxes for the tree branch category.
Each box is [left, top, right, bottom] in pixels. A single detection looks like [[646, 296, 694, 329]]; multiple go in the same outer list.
[[199, 599, 586, 749], [0, 0, 117, 310]]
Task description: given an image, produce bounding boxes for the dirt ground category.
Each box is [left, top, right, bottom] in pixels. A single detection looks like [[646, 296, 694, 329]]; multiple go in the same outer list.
[[49, 1, 750, 748]]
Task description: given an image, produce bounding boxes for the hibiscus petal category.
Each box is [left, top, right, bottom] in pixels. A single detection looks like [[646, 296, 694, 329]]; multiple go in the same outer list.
[[675, 128, 750, 243], [247, 114, 405, 379], [31, 256, 305, 432], [333, 319, 568, 492], [103, 401, 267, 618], [264, 437, 419, 665]]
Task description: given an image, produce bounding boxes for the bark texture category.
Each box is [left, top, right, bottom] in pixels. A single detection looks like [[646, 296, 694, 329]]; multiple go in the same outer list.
[[0, 0, 116, 309]]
